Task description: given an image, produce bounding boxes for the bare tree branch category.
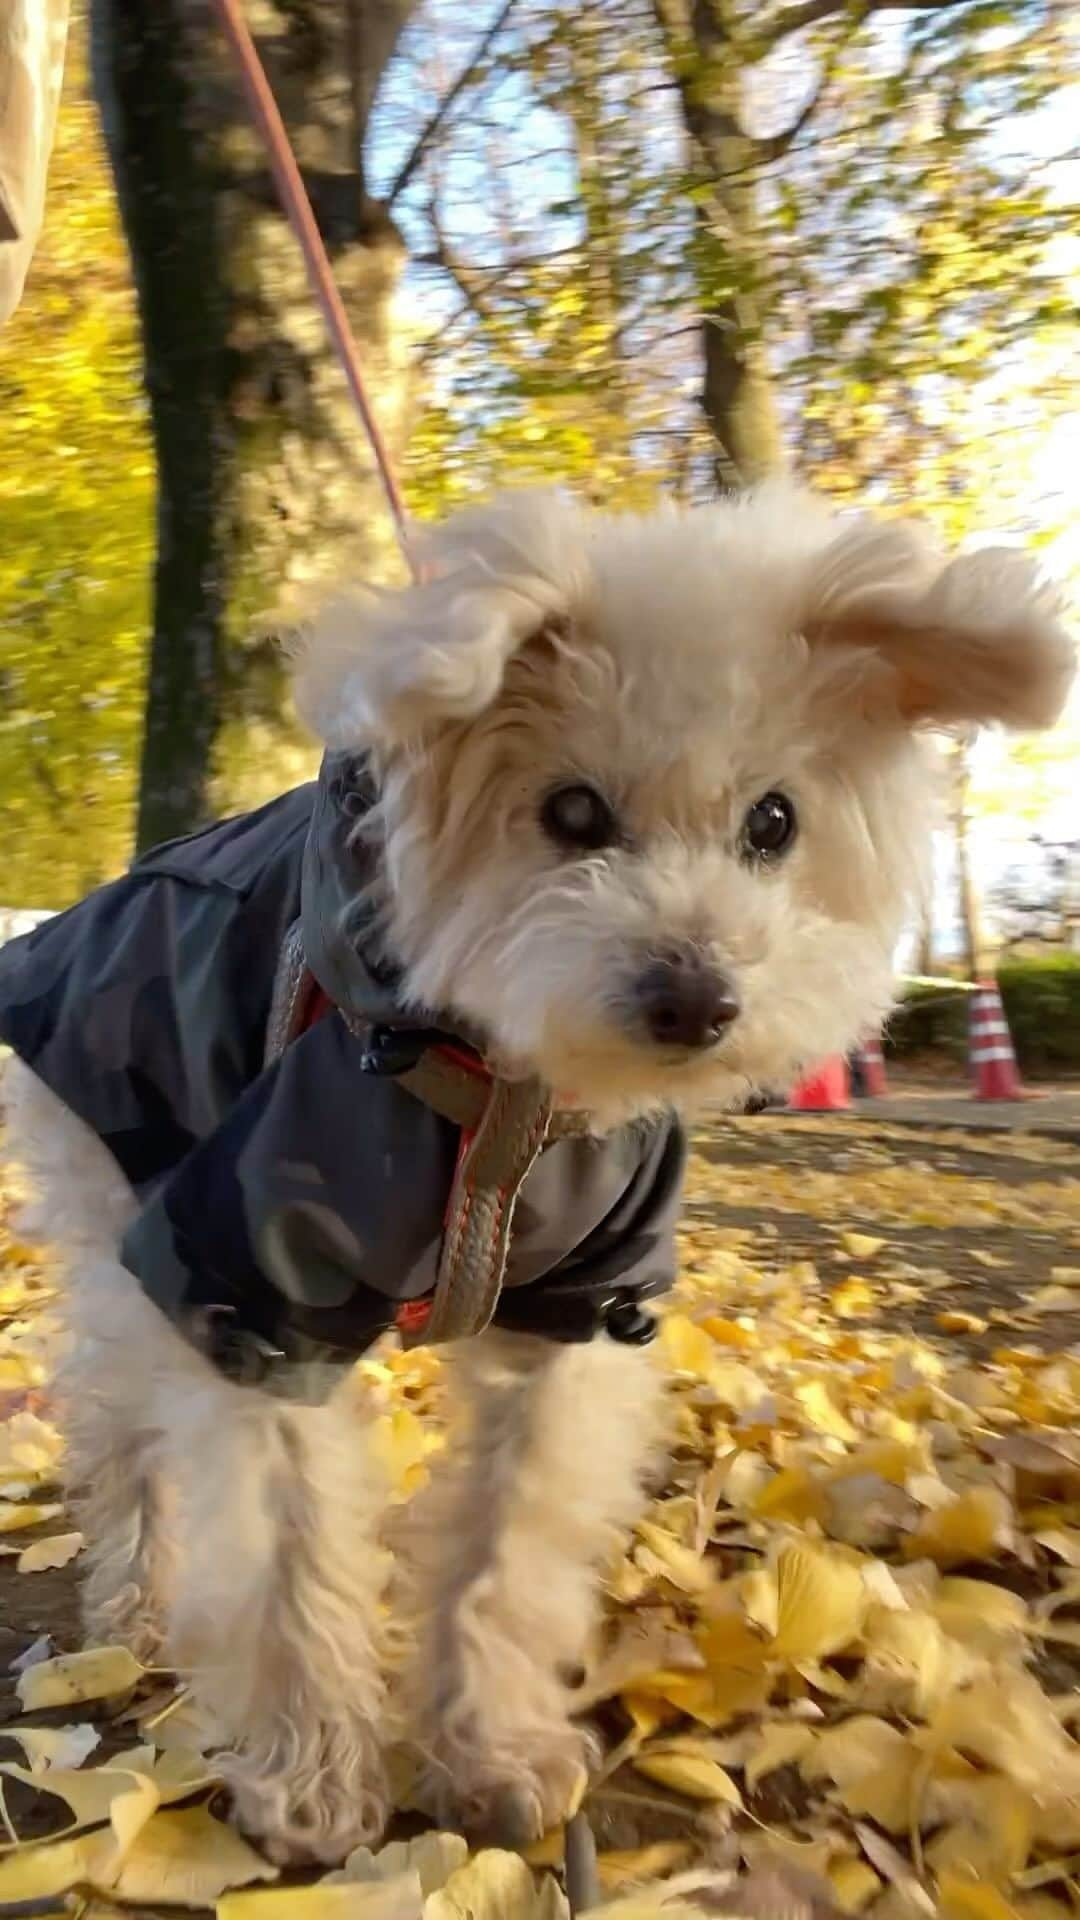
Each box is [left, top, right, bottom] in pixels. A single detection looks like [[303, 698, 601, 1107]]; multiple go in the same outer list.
[[385, 0, 519, 208], [753, 0, 985, 56], [758, 0, 869, 158], [421, 199, 503, 324]]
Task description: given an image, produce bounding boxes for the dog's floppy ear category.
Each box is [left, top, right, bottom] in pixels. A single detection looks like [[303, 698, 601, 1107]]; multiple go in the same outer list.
[[804, 516, 1075, 732], [292, 491, 579, 748]]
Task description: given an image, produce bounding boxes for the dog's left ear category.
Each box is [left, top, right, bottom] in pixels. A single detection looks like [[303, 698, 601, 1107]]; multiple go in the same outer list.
[[293, 491, 578, 748], [804, 517, 1075, 731]]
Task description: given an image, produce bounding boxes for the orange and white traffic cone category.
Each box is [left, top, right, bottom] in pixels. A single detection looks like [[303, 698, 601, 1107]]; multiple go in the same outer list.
[[968, 978, 1021, 1101], [789, 1057, 850, 1111], [852, 1033, 888, 1097]]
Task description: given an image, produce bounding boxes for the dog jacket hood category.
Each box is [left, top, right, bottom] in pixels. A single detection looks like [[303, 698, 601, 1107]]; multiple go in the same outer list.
[[0, 756, 685, 1381]]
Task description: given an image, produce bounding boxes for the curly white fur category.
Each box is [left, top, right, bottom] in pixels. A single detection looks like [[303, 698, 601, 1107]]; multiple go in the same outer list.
[[4, 1059, 392, 1866], [393, 1331, 664, 1843], [294, 480, 1074, 1124], [2, 478, 1073, 1864]]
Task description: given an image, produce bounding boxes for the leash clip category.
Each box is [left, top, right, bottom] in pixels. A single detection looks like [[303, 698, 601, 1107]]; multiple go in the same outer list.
[[360, 1024, 446, 1077]]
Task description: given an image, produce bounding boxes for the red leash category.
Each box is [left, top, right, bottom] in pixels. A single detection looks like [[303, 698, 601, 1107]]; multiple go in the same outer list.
[[209, 0, 418, 580]]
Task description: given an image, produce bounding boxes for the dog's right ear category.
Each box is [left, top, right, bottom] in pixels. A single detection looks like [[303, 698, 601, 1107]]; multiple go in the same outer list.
[[292, 491, 580, 748], [803, 515, 1075, 733]]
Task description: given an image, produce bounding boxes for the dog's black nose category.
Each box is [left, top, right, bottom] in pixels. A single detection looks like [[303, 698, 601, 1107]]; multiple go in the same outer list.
[[636, 952, 740, 1051]]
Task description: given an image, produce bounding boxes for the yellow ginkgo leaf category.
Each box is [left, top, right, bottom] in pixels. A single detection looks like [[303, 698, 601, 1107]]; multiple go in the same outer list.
[[618, 1692, 672, 1739], [641, 1665, 771, 1728], [932, 1577, 1028, 1656], [1033, 1527, 1080, 1567], [770, 1543, 867, 1660], [740, 1829, 836, 1879], [579, 1885, 732, 1920], [0, 1499, 64, 1534], [0, 1831, 97, 1903], [634, 1528, 711, 1589], [840, 1233, 885, 1260], [739, 1568, 780, 1639], [830, 1278, 877, 1320], [425, 1850, 569, 1920], [928, 1670, 1080, 1801], [752, 1466, 827, 1525], [17, 1529, 83, 1572], [701, 1315, 757, 1349], [925, 1784, 1033, 1885], [633, 1748, 744, 1806], [577, 1614, 703, 1711], [0, 1759, 159, 1847], [839, 1758, 922, 1836], [150, 1745, 220, 1803], [1014, 1900, 1075, 1920], [4, 1722, 100, 1772], [108, 1806, 278, 1906], [17, 1646, 145, 1710], [744, 1721, 818, 1788], [829, 1438, 927, 1488], [658, 1314, 715, 1377], [521, 1831, 565, 1870], [936, 1311, 989, 1335], [803, 1714, 907, 1787], [828, 1859, 882, 1913], [0, 1411, 62, 1474], [793, 1378, 858, 1444], [859, 1606, 973, 1717], [218, 1877, 423, 1918], [0, 1355, 36, 1390], [595, 1842, 692, 1891], [906, 1487, 1013, 1568], [370, 1408, 438, 1500], [937, 1872, 1022, 1920], [328, 1820, 466, 1896]]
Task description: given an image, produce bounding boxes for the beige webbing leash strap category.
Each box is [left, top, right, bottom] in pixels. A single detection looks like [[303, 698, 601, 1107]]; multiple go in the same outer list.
[[263, 921, 587, 1343], [421, 1071, 554, 1344], [263, 918, 311, 1066]]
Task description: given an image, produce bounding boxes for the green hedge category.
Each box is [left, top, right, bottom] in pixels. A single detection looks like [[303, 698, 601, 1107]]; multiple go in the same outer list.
[[886, 955, 1080, 1073]]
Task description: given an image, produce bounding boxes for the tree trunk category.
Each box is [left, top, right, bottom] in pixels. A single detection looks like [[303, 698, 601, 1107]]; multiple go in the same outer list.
[[916, 913, 934, 978], [565, 13, 634, 499], [91, 0, 417, 850], [1063, 846, 1080, 954], [651, 0, 783, 487], [949, 738, 984, 981]]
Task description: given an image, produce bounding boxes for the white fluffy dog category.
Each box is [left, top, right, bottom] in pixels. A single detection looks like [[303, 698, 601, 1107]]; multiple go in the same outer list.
[[1, 481, 1072, 1865]]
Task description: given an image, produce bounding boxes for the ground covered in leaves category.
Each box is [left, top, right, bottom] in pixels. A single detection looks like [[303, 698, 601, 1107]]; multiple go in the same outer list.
[[1, 1110, 1079, 1919]]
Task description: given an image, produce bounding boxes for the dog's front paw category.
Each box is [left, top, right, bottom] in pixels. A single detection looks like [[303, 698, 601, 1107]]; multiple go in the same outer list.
[[420, 1722, 593, 1847], [224, 1722, 389, 1869]]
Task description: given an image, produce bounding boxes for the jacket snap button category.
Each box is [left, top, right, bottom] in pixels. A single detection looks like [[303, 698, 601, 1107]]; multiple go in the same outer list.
[[605, 1300, 657, 1346]]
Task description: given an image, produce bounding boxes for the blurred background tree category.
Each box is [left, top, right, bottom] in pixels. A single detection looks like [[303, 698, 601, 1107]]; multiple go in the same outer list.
[[0, 0, 1075, 924], [92, 0, 417, 848], [0, 23, 150, 906]]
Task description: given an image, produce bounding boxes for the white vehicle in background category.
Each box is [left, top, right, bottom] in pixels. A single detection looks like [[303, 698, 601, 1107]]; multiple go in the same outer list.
[[989, 838, 1080, 953]]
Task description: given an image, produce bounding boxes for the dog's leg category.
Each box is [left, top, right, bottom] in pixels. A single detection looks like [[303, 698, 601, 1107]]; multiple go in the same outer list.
[[159, 1361, 391, 1865], [60, 1265, 181, 1661], [398, 1328, 663, 1844], [2, 1059, 171, 1660], [4, 1059, 390, 1864]]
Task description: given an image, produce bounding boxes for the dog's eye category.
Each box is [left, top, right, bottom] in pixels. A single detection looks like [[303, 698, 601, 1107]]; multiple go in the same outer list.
[[740, 790, 798, 862], [540, 783, 618, 853]]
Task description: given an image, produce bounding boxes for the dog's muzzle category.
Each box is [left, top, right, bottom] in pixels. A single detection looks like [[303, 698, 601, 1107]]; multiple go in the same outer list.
[[634, 949, 740, 1052]]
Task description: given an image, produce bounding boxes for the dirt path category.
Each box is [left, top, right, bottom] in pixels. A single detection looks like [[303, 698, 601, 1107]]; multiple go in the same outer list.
[[685, 1110, 1080, 1354]]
